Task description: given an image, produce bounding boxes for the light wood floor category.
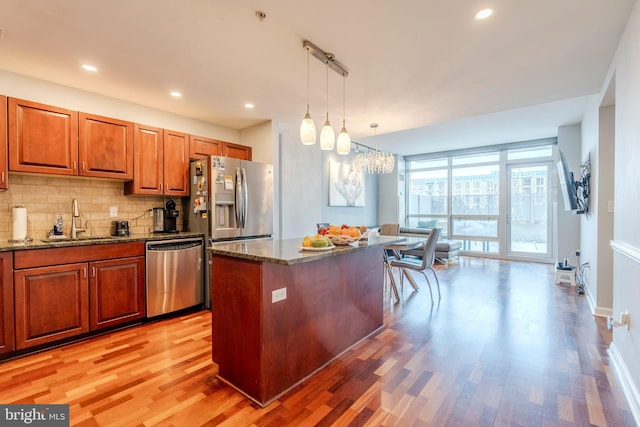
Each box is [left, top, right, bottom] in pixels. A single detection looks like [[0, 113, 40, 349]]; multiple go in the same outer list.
[[0, 258, 635, 426]]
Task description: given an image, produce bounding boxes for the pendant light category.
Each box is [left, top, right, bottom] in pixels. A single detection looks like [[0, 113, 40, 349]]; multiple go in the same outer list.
[[300, 47, 316, 145], [320, 60, 335, 150], [336, 74, 351, 155]]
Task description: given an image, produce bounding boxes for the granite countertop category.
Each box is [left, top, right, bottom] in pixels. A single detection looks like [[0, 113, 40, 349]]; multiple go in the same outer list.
[[0, 232, 205, 252], [208, 235, 405, 265]]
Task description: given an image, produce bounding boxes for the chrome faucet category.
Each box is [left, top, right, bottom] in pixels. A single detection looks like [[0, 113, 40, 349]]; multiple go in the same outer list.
[[71, 198, 86, 238]]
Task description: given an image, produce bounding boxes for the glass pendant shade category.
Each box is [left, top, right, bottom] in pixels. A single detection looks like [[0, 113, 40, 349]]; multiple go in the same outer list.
[[320, 119, 335, 150], [336, 124, 350, 155], [300, 106, 316, 145]]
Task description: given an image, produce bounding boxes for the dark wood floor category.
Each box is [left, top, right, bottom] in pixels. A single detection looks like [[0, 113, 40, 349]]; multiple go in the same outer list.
[[0, 258, 635, 426]]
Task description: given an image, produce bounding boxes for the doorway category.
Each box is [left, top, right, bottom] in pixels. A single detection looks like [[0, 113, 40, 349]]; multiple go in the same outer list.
[[506, 162, 553, 259]]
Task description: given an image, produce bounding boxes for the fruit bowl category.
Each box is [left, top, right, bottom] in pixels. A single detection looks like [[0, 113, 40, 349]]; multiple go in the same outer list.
[[326, 234, 358, 245]]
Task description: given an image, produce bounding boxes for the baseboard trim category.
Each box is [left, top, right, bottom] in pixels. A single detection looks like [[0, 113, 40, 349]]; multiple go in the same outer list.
[[583, 278, 613, 318], [608, 343, 640, 426]]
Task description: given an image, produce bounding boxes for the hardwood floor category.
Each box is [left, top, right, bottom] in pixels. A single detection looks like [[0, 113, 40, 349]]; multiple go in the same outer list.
[[0, 258, 635, 426]]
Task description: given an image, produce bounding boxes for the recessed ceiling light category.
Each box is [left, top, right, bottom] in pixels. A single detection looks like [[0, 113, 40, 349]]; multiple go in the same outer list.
[[170, 91, 182, 97], [81, 64, 97, 72], [475, 8, 493, 20], [244, 103, 254, 109]]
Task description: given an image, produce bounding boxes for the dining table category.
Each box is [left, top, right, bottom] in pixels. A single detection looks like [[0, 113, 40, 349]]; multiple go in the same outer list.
[[383, 236, 427, 302]]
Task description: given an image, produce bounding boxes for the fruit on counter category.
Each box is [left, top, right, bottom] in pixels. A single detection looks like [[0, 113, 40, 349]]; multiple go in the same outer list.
[[302, 234, 332, 248], [324, 224, 365, 239]]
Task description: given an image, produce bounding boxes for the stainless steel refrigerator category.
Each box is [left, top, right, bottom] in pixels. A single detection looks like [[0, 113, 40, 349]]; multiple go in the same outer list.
[[188, 156, 274, 241], [188, 156, 273, 309]]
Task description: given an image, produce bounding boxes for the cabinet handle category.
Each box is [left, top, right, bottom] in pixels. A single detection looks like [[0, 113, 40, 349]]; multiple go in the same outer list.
[[91, 267, 96, 277], [82, 267, 87, 278], [1, 172, 4, 184], [160, 183, 163, 191], [82, 161, 85, 171], [73, 161, 77, 171], [165, 183, 169, 192]]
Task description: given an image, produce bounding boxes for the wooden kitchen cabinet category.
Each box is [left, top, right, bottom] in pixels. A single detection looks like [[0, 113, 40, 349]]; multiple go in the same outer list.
[[189, 135, 252, 161], [14, 263, 89, 350], [189, 134, 223, 159], [8, 98, 79, 176], [79, 112, 133, 179], [0, 253, 14, 355], [163, 129, 189, 196], [89, 257, 145, 331], [125, 125, 189, 196], [12, 241, 145, 351], [224, 142, 252, 160], [0, 96, 7, 190]]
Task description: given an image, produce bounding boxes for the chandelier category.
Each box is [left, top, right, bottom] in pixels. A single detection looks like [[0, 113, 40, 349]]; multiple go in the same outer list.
[[355, 149, 395, 174], [354, 123, 395, 174]]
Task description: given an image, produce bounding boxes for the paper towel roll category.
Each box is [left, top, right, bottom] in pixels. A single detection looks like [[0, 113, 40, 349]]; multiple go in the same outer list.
[[12, 206, 28, 241]]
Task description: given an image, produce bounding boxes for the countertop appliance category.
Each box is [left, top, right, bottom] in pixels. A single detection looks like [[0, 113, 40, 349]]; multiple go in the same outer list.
[[145, 237, 204, 317], [187, 156, 273, 309], [163, 198, 179, 233], [152, 199, 179, 233], [187, 156, 273, 241], [110, 220, 130, 236]]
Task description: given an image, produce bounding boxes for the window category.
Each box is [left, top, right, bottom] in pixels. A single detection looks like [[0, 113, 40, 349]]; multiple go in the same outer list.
[[405, 142, 555, 258]]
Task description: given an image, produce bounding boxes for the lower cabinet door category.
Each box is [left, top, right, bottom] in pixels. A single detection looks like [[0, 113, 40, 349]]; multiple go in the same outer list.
[[89, 257, 145, 330], [14, 263, 89, 350], [0, 253, 14, 355]]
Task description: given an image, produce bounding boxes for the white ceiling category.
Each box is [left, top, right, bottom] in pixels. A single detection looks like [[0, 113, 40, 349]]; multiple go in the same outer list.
[[0, 0, 635, 156]]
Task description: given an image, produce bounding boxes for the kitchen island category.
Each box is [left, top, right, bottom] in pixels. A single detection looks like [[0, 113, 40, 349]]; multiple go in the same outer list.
[[208, 235, 402, 407]]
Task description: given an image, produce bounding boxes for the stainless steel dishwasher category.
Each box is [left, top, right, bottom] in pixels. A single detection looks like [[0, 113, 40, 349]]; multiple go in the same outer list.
[[146, 237, 204, 318]]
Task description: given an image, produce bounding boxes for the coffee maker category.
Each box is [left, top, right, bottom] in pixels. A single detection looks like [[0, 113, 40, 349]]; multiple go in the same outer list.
[[152, 198, 179, 233], [163, 198, 179, 233]]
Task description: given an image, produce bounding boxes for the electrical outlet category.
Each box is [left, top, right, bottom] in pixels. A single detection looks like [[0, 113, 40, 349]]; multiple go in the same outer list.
[[109, 207, 118, 218], [272, 287, 287, 303]]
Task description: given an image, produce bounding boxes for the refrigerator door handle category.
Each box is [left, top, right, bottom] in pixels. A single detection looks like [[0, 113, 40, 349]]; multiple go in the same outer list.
[[241, 167, 248, 229], [234, 167, 243, 227]]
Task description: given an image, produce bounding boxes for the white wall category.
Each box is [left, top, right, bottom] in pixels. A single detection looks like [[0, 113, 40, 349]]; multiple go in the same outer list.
[[556, 124, 582, 264], [239, 121, 273, 164], [598, 1, 640, 423], [596, 104, 615, 313], [377, 156, 399, 226]]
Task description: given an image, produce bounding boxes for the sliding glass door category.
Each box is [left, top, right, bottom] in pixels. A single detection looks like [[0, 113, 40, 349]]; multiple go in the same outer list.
[[506, 162, 552, 258]]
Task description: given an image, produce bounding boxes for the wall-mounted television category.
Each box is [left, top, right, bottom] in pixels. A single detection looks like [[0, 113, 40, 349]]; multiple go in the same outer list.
[[557, 150, 578, 211]]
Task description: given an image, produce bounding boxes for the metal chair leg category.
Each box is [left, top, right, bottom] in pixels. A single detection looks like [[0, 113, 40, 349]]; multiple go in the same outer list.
[[429, 267, 441, 299], [418, 271, 434, 305]]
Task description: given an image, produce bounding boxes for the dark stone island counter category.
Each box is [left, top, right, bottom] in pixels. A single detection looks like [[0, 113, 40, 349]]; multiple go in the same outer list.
[[208, 236, 403, 407]]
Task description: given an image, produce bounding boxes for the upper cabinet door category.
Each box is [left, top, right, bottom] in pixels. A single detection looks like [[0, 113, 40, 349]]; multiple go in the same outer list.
[[0, 96, 7, 190], [124, 124, 163, 195], [224, 142, 252, 160], [79, 113, 133, 179], [189, 134, 222, 159], [163, 129, 189, 196], [8, 98, 78, 176]]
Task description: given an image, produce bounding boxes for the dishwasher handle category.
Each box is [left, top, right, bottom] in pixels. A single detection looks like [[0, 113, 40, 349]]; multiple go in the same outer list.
[[146, 241, 203, 252]]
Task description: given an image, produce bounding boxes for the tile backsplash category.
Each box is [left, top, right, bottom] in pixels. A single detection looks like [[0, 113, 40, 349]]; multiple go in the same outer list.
[[0, 174, 185, 242]]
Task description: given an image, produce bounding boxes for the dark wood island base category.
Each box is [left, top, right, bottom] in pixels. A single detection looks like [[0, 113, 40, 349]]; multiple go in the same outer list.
[[209, 237, 399, 407]]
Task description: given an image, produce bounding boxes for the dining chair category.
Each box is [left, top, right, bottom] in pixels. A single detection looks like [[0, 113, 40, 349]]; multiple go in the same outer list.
[[379, 223, 399, 236], [390, 227, 442, 304], [379, 224, 400, 295]]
